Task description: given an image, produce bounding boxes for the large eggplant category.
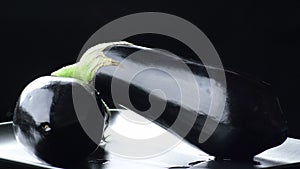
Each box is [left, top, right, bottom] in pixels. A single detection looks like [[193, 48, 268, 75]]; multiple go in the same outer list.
[[52, 42, 288, 160], [13, 76, 107, 167]]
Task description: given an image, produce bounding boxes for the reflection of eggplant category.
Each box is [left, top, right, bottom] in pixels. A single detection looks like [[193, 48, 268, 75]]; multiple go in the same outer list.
[[52, 42, 288, 160], [13, 76, 106, 167]]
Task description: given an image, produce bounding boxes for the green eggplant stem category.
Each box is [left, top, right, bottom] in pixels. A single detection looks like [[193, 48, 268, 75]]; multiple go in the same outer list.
[[51, 41, 133, 83]]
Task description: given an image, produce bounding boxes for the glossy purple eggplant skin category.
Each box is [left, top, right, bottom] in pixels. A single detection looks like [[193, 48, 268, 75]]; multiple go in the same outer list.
[[95, 45, 288, 160], [13, 76, 105, 167]]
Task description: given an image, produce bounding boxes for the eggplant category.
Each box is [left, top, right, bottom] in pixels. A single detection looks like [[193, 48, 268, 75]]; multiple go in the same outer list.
[[51, 42, 288, 160], [13, 76, 107, 167]]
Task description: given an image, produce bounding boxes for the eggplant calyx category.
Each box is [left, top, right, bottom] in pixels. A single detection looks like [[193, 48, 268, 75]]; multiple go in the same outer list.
[[51, 41, 133, 83]]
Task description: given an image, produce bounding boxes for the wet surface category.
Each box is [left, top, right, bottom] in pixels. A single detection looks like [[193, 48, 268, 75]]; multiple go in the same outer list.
[[0, 110, 300, 169], [97, 44, 288, 160]]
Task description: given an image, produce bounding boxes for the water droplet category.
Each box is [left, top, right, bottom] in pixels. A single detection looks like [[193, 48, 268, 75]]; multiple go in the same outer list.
[[88, 159, 109, 164], [40, 122, 51, 132], [188, 160, 205, 166], [168, 166, 189, 169]]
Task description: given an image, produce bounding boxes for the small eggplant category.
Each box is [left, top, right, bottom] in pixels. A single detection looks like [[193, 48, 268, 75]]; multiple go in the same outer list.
[[52, 42, 288, 160], [13, 76, 107, 167]]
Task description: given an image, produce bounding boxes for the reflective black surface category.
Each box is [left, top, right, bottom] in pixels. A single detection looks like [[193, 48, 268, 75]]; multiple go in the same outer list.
[[1, 119, 300, 169]]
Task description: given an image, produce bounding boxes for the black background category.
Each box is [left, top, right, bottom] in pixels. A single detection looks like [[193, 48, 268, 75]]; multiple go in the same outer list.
[[0, 1, 299, 138]]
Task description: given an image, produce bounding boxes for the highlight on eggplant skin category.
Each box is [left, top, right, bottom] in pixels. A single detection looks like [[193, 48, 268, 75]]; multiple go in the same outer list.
[[95, 44, 288, 160], [13, 76, 106, 167]]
